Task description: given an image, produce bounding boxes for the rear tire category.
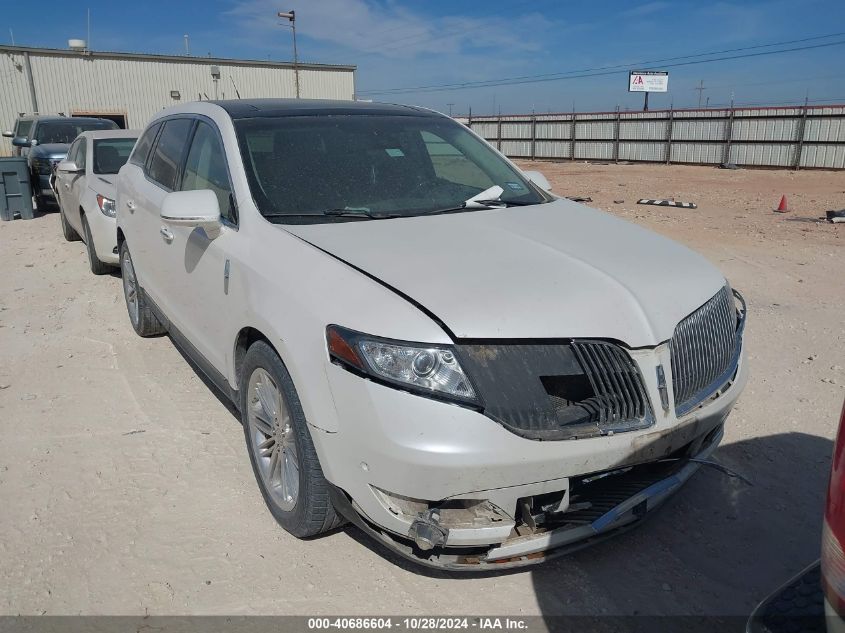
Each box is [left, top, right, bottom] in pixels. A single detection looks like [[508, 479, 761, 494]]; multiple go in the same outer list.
[[119, 241, 165, 337], [59, 204, 81, 242], [240, 341, 345, 537]]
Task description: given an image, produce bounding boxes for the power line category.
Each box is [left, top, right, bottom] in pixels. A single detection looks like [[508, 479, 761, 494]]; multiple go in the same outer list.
[[358, 32, 845, 96]]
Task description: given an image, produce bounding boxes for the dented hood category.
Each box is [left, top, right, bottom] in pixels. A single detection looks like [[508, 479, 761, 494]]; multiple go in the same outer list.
[[285, 199, 726, 346]]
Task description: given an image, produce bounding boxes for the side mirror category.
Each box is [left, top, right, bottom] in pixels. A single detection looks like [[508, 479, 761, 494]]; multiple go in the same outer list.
[[160, 189, 222, 239], [523, 170, 552, 192], [57, 160, 82, 173], [11, 136, 31, 148], [2, 131, 14, 138]]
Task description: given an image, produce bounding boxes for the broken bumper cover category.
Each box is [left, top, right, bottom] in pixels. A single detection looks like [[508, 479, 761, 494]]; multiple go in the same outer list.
[[328, 421, 725, 571]]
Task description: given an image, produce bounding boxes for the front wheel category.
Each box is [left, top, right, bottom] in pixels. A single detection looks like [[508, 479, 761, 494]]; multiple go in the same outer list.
[[82, 215, 110, 275], [119, 242, 165, 337], [59, 202, 81, 242], [240, 341, 345, 537]]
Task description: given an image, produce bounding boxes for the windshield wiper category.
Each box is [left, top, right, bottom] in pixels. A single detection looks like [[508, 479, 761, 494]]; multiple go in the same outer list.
[[322, 207, 401, 219], [262, 207, 399, 221]]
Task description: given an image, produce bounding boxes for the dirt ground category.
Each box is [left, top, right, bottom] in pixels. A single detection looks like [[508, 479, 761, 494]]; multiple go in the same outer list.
[[0, 162, 843, 620]]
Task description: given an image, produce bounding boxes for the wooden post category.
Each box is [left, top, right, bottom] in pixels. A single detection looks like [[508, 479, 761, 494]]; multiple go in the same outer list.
[[496, 115, 502, 151], [795, 102, 809, 170], [723, 105, 735, 165], [613, 107, 621, 163], [665, 108, 674, 165]]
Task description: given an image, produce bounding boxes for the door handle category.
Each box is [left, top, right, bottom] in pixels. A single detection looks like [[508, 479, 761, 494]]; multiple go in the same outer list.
[[160, 226, 174, 242], [126, 200, 136, 211]]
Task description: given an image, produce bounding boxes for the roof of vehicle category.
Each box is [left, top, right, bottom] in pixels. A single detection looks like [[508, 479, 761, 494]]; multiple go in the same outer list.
[[79, 129, 141, 140], [31, 115, 118, 125], [211, 98, 441, 120]]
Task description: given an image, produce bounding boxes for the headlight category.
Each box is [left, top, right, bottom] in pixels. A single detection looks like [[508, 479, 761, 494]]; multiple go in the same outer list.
[[326, 325, 478, 404], [96, 194, 116, 217]]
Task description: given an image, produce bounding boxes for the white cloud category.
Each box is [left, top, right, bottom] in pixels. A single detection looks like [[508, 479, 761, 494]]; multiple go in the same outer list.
[[224, 0, 556, 59]]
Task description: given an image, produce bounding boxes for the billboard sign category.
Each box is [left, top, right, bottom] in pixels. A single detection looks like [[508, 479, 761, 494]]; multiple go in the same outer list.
[[629, 70, 669, 93]]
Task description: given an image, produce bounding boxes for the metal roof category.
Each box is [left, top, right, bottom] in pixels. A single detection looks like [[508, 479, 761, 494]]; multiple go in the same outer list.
[[0, 45, 356, 72], [213, 98, 437, 119]]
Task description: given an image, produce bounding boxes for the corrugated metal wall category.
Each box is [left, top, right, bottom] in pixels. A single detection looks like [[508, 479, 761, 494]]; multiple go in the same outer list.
[[0, 47, 355, 155], [467, 105, 845, 169]]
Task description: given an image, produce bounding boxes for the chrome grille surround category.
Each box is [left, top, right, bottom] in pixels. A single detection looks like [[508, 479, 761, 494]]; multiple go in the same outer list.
[[670, 285, 746, 416]]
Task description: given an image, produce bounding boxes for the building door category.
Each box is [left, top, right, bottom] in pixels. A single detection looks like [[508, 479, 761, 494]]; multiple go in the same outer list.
[[71, 111, 128, 128]]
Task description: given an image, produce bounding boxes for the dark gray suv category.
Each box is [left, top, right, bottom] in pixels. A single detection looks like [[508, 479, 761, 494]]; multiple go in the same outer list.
[[6, 116, 118, 210]]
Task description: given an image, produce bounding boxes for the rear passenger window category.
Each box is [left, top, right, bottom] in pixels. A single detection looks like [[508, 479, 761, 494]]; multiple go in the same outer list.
[[130, 122, 161, 168], [181, 121, 236, 223], [148, 119, 192, 190]]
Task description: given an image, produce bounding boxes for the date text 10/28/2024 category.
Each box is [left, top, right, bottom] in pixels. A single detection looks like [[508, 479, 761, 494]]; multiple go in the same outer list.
[[307, 618, 529, 630]]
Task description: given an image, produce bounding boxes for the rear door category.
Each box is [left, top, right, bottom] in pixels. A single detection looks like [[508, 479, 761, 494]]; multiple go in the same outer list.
[[157, 117, 238, 371], [127, 118, 193, 310]]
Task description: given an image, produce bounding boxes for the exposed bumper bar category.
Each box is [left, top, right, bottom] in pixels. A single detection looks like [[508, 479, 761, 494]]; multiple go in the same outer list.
[[329, 424, 726, 571]]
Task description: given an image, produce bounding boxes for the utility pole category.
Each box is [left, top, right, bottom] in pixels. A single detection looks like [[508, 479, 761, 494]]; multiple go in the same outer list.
[[447, 103, 454, 117], [694, 80, 706, 108], [278, 11, 300, 98]]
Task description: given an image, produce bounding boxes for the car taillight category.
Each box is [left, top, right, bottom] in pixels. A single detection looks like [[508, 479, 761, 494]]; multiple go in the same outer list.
[[822, 398, 845, 614]]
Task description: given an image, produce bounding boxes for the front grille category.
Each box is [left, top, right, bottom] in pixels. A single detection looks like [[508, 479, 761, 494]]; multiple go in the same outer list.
[[571, 341, 651, 431], [670, 285, 743, 415], [455, 341, 653, 441]]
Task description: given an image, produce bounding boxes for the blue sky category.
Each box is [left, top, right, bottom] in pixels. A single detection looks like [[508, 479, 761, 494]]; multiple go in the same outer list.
[[3, 0, 845, 115]]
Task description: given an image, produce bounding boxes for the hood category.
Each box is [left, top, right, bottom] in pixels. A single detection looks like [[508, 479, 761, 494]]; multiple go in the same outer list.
[[30, 143, 69, 159], [285, 199, 726, 347]]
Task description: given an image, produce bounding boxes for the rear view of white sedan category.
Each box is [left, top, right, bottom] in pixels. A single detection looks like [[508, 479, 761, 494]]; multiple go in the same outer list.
[[55, 129, 139, 274]]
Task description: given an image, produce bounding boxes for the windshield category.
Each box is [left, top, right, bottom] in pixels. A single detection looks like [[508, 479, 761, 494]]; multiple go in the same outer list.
[[235, 114, 551, 223], [34, 120, 118, 145], [93, 138, 137, 174]]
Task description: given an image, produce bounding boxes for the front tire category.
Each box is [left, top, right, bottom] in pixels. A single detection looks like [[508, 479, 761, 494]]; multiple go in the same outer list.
[[119, 242, 165, 337], [82, 214, 110, 275], [59, 202, 81, 242], [240, 341, 345, 537]]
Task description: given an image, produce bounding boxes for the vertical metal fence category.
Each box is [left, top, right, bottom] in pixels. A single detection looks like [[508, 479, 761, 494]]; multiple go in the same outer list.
[[464, 104, 845, 170]]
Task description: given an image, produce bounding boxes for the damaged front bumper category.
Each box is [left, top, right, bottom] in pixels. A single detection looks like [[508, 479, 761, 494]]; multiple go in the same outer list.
[[328, 418, 727, 570]]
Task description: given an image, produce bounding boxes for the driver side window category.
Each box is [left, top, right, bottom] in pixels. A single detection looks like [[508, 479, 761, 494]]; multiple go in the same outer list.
[[181, 121, 236, 224], [77, 140, 88, 170], [66, 139, 80, 164]]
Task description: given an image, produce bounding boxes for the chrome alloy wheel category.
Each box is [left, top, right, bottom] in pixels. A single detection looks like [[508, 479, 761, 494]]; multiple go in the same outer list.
[[121, 249, 140, 327], [247, 367, 300, 511]]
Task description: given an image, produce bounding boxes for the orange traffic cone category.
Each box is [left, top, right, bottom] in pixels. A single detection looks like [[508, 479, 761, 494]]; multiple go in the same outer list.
[[775, 195, 788, 212]]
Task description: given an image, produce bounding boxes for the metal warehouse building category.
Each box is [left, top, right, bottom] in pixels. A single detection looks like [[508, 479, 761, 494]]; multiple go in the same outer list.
[[0, 44, 356, 154]]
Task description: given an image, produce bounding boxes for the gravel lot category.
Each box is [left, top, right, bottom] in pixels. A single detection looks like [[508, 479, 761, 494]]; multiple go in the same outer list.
[[0, 162, 843, 619]]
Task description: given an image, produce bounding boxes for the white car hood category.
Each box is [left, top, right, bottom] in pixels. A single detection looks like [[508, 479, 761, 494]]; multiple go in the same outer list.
[[285, 199, 726, 346]]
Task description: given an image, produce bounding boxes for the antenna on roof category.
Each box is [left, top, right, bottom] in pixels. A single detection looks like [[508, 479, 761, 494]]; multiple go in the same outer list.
[[87, 7, 91, 51]]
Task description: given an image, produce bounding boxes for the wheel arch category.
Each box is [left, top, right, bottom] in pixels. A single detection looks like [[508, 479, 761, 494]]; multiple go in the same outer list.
[[234, 326, 281, 388]]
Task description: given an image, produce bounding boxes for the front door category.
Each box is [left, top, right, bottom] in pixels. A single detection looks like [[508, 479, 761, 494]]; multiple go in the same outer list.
[[131, 118, 194, 308], [157, 118, 238, 374]]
